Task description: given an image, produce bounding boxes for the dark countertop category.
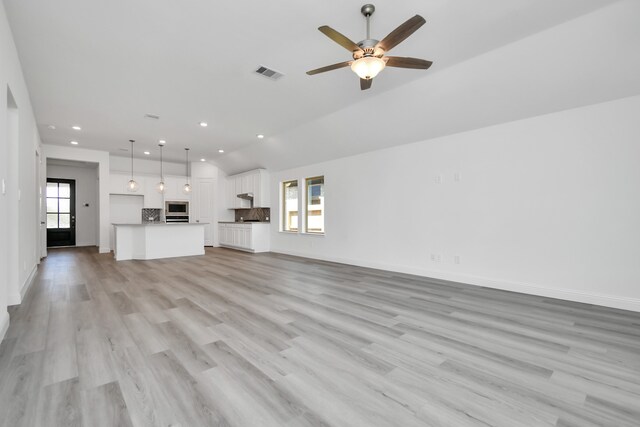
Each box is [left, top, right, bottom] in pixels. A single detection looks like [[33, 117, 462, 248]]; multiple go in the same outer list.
[[218, 221, 270, 224]]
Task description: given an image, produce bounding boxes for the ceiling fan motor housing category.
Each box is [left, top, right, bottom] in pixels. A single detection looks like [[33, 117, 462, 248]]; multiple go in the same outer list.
[[353, 39, 384, 59]]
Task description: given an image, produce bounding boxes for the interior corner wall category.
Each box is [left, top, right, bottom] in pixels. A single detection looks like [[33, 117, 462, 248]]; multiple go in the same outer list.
[[0, 0, 42, 337], [269, 95, 640, 312], [47, 163, 99, 247], [43, 145, 111, 253]]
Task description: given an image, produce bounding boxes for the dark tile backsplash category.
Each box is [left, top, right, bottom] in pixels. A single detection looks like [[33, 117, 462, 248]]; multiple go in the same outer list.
[[234, 207, 270, 222], [142, 208, 163, 223]]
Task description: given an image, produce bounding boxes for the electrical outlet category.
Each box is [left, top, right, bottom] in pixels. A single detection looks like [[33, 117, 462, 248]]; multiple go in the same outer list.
[[1, 178, 5, 195], [435, 175, 443, 184], [454, 172, 461, 182], [454, 255, 461, 265], [430, 254, 441, 263]]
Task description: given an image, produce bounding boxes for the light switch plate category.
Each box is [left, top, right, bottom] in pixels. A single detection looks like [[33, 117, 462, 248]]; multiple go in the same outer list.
[[1, 178, 5, 195]]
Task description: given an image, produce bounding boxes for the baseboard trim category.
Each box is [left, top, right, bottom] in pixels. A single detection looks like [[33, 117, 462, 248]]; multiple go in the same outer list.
[[270, 249, 640, 313], [0, 311, 9, 342], [7, 264, 38, 306], [20, 264, 38, 300]]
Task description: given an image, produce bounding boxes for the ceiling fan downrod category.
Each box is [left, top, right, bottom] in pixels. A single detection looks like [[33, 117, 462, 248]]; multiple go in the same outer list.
[[361, 4, 375, 40]]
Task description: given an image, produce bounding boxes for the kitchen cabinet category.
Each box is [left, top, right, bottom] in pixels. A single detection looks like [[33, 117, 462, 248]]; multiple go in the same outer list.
[[218, 222, 269, 252], [225, 169, 270, 209], [163, 176, 191, 202], [109, 172, 148, 195], [109, 172, 189, 208], [142, 176, 163, 209]]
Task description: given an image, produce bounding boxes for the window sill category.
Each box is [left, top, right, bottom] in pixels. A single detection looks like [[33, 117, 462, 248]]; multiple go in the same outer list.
[[301, 232, 325, 237]]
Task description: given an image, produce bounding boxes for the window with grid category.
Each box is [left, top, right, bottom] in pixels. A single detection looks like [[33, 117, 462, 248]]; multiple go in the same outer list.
[[282, 180, 299, 232], [305, 176, 324, 234], [46, 181, 72, 229]]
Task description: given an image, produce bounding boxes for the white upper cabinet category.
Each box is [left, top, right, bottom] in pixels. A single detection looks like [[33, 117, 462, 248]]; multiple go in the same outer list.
[[163, 175, 191, 201], [142, 176, 163, 209], [109, 172, 147, 195], [225, 169, 270, 209]]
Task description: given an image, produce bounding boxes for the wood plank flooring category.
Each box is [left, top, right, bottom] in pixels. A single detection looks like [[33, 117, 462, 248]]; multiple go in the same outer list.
[[1, 246, 639, 426]]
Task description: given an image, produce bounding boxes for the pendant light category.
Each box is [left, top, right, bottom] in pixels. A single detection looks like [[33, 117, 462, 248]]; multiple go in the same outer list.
[[182, 148, 192, 194], [127, 139, 139, 192], [156, 144, 165, 193]]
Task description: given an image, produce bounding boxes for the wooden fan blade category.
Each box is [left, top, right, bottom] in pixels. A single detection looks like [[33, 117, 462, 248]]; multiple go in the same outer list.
[[318, 26, 363, 53], [385, 56, 433, 69], [306, 61, 352, 76], [376, 15, 426, 53], [360, 78, 372, 90]]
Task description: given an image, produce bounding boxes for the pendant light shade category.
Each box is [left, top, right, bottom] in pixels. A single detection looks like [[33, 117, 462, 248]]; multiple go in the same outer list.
[[127, 139, 139, 192], [182, 148, 192, 194], [156, 144, 165, 193]]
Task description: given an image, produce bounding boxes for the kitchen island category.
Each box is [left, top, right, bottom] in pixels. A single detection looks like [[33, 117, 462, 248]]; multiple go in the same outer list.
[[112, 223, 206, 261]]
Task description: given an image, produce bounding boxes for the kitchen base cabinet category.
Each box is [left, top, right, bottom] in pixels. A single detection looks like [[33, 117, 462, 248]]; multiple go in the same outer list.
[[218, 222, 269, 253]]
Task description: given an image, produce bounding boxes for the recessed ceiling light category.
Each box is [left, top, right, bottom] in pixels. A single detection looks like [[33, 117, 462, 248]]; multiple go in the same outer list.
[[158, 139, 166, 145], [144, 151, 150, 155], [200, 158, 206, 162], [70, 141, 79, 145], [199, 122, 208, 127], [72, 125, 81, 131], [257, 134, 265, 139], [218, 149, 224, 153], [47, 125, 56, 130]]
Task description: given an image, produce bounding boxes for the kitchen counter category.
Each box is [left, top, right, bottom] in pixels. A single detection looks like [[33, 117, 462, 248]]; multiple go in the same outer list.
[[218, 222, 270, 252], [112, 223, 206, 261], [113, 222, 210, 226], [218, 221, 270, 224]]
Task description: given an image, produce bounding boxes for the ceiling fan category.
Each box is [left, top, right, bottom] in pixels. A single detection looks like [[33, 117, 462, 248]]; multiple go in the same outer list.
[[306, 4, 433, 90]]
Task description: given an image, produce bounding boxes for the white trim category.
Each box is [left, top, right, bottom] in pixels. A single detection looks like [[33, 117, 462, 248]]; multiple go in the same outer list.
[[270, 249, 640, 313], [0, 311, 9, 342], [8, 264, 38, 306]]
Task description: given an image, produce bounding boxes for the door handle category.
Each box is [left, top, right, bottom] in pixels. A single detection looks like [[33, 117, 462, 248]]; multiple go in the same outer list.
[[40, 221, 45, 225]]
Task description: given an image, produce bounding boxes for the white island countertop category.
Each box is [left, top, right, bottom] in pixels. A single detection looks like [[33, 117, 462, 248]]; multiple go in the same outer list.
[[112, 222, 206, 261]]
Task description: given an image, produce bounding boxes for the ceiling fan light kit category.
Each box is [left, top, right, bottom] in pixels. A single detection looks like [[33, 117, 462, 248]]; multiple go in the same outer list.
[[307, 4, 433, 90], [351, 56, 386, 80]]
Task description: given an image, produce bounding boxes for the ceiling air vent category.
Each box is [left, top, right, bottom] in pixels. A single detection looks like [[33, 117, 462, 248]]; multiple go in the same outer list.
[[255, 65, 284, 81], [144, 113, 160, 120]]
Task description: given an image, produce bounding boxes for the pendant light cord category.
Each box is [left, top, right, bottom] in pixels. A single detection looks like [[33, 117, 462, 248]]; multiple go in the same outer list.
[[185, 148, 190, 184], [130, 140, 134, 180]]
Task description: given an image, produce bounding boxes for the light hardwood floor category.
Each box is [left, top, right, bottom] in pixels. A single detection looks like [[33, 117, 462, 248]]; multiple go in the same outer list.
[[1, 247, 639, 426]]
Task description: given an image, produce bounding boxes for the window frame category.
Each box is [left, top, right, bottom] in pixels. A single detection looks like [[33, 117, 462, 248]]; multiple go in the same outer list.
[[281, 179, 299, 233], [304, 176, 325, 235]]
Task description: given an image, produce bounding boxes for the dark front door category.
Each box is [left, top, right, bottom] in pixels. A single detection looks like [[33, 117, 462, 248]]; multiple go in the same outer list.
[[46, 178, 76, 247]]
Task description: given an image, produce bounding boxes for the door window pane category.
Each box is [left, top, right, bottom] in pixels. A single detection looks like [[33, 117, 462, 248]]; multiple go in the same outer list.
[[59, 214, 71, 229], [59, 199, 71, 213], [282, 180, 298, 232], [59, 183, 71, 198], [305, 176, 324, 234], [46, 198, 58, 213], [46, 183, 58, 197], [47, 214, 58, 229]]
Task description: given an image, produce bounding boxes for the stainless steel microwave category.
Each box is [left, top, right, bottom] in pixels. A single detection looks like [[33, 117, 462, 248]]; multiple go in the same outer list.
[[165, 201, 189, 215]]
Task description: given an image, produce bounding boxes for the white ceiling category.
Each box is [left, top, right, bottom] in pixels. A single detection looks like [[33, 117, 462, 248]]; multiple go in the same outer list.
[[3, 0, 627, 173]]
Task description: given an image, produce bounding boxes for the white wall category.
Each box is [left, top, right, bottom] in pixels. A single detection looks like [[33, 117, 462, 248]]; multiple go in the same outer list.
[[110, 154, 185, 176], [270, 95, 640, 312], [47, 163, 98, 247], [43, 145, 110, 253], [0, 1, 42, 337]]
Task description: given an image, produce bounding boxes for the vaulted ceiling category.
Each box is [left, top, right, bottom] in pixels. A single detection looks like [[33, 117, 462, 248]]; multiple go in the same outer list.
[[5, 0, 636, 174]]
